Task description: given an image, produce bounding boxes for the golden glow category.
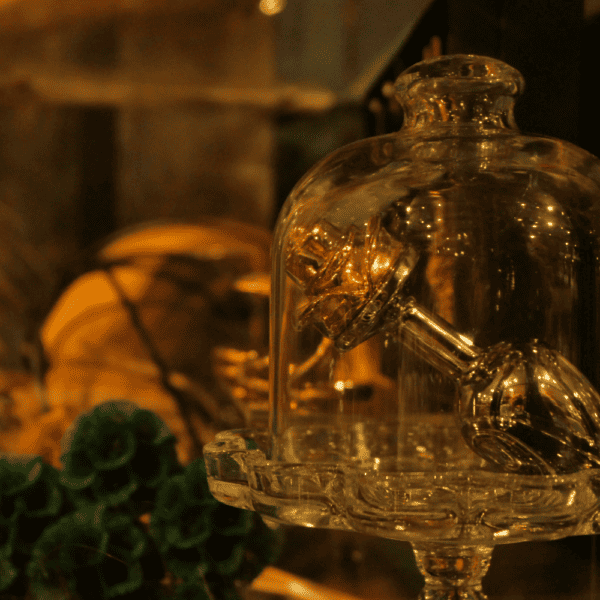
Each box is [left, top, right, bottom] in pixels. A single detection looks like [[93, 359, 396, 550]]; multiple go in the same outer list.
[[99, 222, 270, 272], [289, 581, 312, 597], [253, 566, 364, 600], [259, 0, 286, 15], [458, 333, 474, 347], [334, 380, 354, 392], [234, 272, 271, 296]]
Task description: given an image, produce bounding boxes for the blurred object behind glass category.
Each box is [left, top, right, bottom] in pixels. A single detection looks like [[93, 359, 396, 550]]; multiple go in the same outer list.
[[0, 0, 415, 465], [0, 0, 281, 466], [42, 219, 271, 465]]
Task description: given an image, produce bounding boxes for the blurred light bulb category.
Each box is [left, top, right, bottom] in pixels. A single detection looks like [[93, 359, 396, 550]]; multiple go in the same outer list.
[[259, 0, 286, 15]]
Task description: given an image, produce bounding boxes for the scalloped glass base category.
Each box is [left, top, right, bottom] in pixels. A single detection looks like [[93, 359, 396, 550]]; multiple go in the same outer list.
[[204, 428, 600, 545]]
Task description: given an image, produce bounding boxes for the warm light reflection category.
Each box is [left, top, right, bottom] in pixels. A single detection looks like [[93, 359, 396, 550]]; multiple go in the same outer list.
[[334, 380, 354, 392], [259, 0, 286, 16], [458, 333, 474, 347], [334, 380, 345, 392], [234, 272, 271, 296], [253, 567, 364, 600]]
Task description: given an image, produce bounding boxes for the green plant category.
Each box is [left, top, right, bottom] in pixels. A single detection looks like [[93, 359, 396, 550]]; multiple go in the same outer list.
[[0, 453, 66, 597], [59, 401, 182, 516], [0, 400, 282, 600]]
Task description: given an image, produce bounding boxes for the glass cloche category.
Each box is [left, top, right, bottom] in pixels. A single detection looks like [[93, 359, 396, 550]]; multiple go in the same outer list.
[[205, 55, 600, 599]]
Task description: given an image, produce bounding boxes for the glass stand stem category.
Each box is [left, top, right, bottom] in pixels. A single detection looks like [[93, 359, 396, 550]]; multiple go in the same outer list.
[[412, 544, 493, 600]]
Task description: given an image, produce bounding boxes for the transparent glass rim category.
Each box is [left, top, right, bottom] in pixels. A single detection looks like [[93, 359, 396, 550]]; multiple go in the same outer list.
[[394, 54, 525, 100]]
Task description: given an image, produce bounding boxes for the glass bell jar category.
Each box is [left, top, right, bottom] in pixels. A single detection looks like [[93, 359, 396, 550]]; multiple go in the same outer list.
[[205, 54, 600, 599]]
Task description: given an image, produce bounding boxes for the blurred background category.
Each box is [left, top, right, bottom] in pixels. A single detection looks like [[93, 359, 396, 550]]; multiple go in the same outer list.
[[0, 0, 600, 598]]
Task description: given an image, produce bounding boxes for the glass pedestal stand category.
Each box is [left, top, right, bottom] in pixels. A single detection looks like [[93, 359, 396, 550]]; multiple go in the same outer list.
[[412, 545, 492, 600], [204, 429, 600, 600]]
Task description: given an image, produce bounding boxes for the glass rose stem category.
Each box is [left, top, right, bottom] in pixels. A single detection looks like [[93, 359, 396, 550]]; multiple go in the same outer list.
[[395, 297, 481, 378], [391, 295, 600, 474], [412, 544, 493, 600]]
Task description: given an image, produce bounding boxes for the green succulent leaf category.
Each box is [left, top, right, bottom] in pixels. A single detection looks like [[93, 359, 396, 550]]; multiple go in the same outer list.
[[163, 547, 204, 581], [59, 400, 181, 517], [152, 475, 186, 524], [128, 409, 177, 447], [0, 555, 18, 591], [87, 425, 137, 471], [1, 454, 44, 498], [173, 579, 212, 600], [59, 450, 96, 490], [105, 513, 147, 562], [0, 510, 18, 559], [103, 560, 144, 599]]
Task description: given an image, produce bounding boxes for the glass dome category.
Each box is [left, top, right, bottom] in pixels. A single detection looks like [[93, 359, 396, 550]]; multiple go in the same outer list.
[[205, 55, 600, 599], [269, 54, 600, 475]]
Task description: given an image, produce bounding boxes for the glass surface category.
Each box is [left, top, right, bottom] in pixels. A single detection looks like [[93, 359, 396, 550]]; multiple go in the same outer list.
[[205, 54, 600, 599]]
